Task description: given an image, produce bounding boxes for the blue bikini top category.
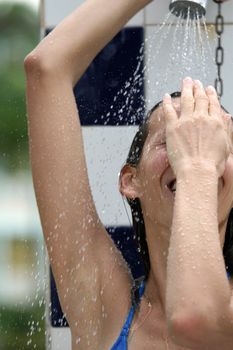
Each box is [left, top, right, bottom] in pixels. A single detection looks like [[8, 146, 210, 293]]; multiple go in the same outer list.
[[110, 280, 145, 350]]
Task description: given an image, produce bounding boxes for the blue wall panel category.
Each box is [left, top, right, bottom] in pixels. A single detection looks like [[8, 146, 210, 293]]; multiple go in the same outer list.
[[46, 27, 144, 126]]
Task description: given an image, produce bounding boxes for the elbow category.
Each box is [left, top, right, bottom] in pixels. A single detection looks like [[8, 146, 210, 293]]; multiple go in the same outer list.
[[24, 33, 60, 76], [168, 311, 207, 349], [24, 50, 54, 78], [24, 50, 72, 85], [24, 52, 38, 75]]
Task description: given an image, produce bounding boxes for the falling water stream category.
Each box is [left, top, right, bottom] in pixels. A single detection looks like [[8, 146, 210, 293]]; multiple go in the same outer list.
[[103, 8, 217, 123], [144, 9, 217, 110]]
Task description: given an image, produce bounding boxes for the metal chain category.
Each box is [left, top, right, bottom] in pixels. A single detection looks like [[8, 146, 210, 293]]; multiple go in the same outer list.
[[213, 0, 225, 97]]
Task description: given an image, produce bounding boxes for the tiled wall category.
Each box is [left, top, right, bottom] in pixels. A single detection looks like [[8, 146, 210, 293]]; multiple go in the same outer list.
[[42, 1, 233, 349]]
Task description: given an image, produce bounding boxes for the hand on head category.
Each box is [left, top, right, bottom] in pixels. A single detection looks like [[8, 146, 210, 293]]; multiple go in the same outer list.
[[163, 77, 233, 178]]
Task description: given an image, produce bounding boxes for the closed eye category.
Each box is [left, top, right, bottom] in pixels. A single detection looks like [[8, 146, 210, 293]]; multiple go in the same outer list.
[[153, 141, 167, 150], [156, 141, 166, 146], [148, 134, 166, 149]]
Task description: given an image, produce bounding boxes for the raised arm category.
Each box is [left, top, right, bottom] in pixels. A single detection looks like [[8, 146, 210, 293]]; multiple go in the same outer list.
[[24, 0, 151, 340], [25, 0, 151, 84], [163, 79, 233, 349]]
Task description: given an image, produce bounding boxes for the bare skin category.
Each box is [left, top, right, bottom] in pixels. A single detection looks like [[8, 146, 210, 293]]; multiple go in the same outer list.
[[24, 0, 233, 349], [120, 80, 233, 349]]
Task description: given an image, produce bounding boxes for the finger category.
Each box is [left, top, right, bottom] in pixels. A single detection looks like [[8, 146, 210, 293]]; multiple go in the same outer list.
[[224, 114, 233, 153], [180, 77, 194, 118], [193, 80, 209, 115], [222, 113, 232, 153], [163, 93, 177, 125], [223, 113, 231, 138], [205, 85, 221, 118]]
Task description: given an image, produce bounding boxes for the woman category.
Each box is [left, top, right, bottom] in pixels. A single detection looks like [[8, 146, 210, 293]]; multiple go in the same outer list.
[[24, 0, 233, 349]]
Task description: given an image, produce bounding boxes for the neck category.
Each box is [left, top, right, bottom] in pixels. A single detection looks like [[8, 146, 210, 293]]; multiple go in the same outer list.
[[143, 220, 171, 314]]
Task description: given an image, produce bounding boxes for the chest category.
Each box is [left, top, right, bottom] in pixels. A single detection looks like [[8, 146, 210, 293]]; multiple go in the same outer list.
[[128, 332, 193, 350], [127, 313, 193, 350]]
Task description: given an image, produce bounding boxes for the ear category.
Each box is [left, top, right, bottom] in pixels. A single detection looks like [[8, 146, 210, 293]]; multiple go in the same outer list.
[[119, 164, 140, 200]]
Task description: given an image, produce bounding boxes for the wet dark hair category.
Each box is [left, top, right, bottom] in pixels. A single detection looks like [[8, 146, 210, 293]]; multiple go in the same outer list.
[[126, 91, 233, 282]]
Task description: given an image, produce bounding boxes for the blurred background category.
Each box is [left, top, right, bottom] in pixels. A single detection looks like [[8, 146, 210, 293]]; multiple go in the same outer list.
[[1, 0, 233, 349], [0, 0, 45, 349]]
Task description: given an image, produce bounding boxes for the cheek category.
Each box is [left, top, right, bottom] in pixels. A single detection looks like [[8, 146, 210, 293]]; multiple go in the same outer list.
[[140, 148, 169, 183], [149, 149, 169, 177], [224, 157, 233, 186], [217, 158, 233, 221]]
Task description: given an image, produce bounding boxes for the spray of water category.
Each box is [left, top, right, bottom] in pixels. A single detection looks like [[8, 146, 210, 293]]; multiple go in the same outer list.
[[144, 9, 217, 109], [102, 8, 217, 127]]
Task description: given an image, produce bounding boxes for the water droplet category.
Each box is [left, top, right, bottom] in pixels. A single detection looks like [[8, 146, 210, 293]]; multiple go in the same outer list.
[[76, 337, 81, 344]]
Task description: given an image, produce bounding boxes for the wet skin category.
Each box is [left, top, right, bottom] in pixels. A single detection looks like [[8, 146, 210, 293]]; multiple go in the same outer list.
[[121, 83, 233, 317], [136, 97, 233, 250]]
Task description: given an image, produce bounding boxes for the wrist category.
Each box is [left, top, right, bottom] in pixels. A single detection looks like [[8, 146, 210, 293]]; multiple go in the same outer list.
[[176, 159, 219, 182]]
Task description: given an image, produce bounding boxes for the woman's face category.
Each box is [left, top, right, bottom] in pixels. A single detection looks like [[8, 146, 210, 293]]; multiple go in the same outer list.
[[136, 98, 233, 240]]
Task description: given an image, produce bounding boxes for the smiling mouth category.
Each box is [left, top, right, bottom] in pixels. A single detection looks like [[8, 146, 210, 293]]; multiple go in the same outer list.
[[167, 179, 176, 193]]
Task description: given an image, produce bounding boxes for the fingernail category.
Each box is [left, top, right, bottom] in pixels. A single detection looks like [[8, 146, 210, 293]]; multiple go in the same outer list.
[[184, 77, 192, 83], [194, 80, 203, 88], [206, 85, 216, 93], [164, 93, 171, 99], [163, 93, 172, 103]]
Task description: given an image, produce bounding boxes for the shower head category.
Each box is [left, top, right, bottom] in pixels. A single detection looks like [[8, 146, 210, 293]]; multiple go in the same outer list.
[[169, 0, 208, 19]]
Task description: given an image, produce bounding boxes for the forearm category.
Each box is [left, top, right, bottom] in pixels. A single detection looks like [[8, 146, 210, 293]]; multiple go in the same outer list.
[[166, 163, 231, 323], [26, 0, 151, 85]]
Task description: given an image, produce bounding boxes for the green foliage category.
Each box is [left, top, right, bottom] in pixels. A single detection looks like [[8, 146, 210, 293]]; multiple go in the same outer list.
[[0, 302, 45, 350], [0, 2, 40, 172]]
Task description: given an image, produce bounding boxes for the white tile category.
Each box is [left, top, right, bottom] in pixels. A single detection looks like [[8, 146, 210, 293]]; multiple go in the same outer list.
[[206, 1, 233, 24], [83, 126, 138, 227], [145, 0, 233, 25], [44, 0, 84, 28], [50, 327, 71, 350], [145, 0, 172, 25], [127, 9, 144, 27]]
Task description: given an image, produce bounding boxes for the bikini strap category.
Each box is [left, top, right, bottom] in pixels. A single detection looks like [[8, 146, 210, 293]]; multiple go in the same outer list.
[[121, 280, 145, 337]]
